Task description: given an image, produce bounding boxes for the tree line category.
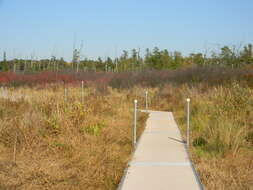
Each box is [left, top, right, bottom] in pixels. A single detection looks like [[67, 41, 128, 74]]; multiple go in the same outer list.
[[0, 44, 252, 73]]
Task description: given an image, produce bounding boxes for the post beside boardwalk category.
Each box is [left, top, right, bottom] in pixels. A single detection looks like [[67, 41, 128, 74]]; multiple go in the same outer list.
[[81, 80, 84, 102], [145, 91, 148, 111], [133, 99, 138, 149], [187, 98, 190, 149], [64, 87, 68, 102]]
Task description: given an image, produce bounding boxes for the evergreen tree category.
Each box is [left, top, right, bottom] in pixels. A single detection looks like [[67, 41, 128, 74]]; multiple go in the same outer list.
[[240, 44, 253, 64], [2, 52, 8, 71]]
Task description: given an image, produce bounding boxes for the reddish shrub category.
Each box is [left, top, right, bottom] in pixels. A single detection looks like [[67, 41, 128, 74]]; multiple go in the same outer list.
[[0, 72, 76, 86]]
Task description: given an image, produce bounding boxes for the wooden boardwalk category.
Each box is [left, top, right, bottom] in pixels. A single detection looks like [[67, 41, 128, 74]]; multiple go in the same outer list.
[[118, 110, 204, 190]]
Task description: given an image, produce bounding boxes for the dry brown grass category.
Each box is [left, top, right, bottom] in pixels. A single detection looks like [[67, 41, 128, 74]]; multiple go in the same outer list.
[[193, 151, 253, 189], [153, 83, 253, 190], [0, 85, 148, 190], [1, 77, 253, 190]]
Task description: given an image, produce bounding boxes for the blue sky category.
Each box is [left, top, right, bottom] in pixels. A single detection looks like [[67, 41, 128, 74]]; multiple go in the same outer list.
[[0, 0, 252, 61]]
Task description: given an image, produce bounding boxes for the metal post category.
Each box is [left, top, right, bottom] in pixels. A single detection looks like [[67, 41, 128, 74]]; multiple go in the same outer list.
[[81, 80, 84, 102], [0, 87, 3, 97], [145, 91, 148, 111], [64, 87, 67, 102], [186, 98, 190, 148], [5, 87, 8, 97], [13, 131, 17, 163], [133, 99, 138, 149]]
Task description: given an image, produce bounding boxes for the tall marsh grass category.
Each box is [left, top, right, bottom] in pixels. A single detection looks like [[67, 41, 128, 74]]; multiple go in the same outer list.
[[0, 85, 147, 190], [156, 83, 253, 189]]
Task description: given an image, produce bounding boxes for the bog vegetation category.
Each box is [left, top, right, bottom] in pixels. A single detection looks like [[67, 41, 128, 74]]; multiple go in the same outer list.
[[0, 45, 253, 189], [0, 85, 148, 190]]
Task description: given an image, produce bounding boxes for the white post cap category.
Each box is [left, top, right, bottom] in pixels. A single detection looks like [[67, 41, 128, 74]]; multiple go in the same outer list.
[[186, 98, 190, 102]]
